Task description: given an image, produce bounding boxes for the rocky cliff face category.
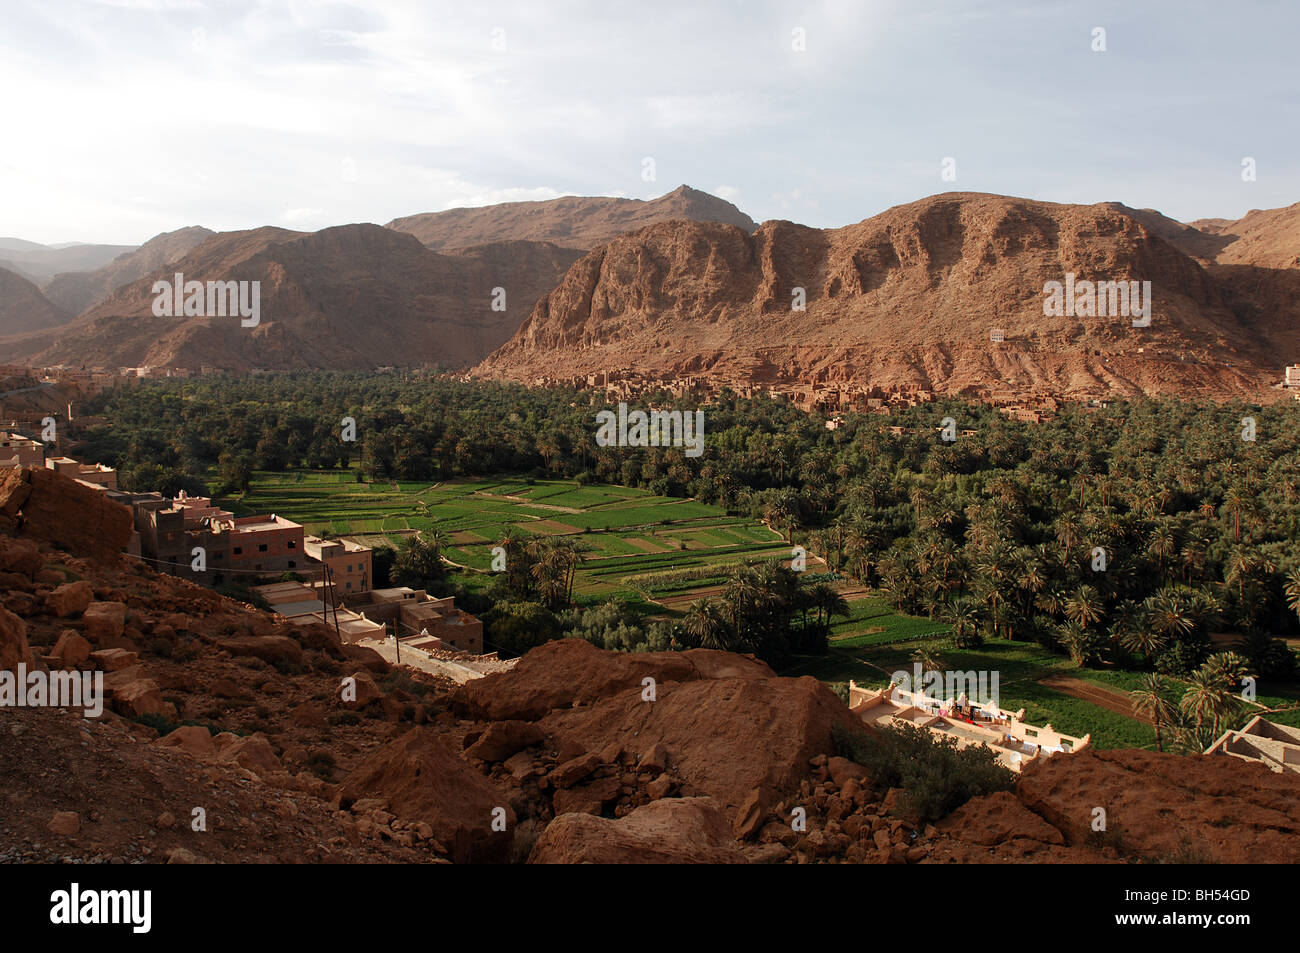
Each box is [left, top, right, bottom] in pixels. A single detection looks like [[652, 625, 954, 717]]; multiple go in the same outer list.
[[2, 468, 1297, 864], [475, 193, 1292, 400]]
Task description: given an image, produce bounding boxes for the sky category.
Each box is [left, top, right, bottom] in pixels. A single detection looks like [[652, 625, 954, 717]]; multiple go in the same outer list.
[[2, 0, 1296, 245]]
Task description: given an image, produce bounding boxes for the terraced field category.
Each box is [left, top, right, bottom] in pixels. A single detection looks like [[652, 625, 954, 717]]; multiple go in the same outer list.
[[228, 471, 790, 606]]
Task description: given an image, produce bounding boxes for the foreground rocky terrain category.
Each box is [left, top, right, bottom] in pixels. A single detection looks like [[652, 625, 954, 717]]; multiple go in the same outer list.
[[2, 467, 1297, 864]]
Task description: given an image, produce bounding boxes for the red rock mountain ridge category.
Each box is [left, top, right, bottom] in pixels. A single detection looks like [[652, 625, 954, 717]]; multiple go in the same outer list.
[[42, 225, 216, 318], [386, 184, 758, 252], [2, 467, 1299, 864], [21, 225, 583, 372], [474, 192, 1297, 400]]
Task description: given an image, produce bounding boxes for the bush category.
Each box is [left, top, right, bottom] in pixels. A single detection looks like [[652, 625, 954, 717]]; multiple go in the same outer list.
[[832, 721, 1015, 823]]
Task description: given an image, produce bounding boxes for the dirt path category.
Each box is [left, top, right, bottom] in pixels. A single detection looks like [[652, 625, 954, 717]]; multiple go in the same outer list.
[[1038, 674, 1150, 724]]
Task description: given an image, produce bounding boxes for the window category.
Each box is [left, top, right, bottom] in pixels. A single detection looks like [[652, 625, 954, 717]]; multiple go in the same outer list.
[[288, 560, 296, 568], [233, 546, 242, 555], [258, 543, 268, 552], [287, 540, 296, 549]]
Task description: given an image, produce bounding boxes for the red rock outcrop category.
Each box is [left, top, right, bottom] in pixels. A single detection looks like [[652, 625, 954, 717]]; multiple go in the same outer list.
[[475, 192, 1289, 401], [451, 637, 772, 721], [0, 467, 132, 561], [339, 728, 515, 863], [529, 797, 745, 864]]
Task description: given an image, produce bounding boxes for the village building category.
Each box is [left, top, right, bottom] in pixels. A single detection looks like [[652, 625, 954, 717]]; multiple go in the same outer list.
[[847, 680, 1090, 772], [0, 430, 44, 469], [1205, 716, 1300, 775], [304, 535, 372, 594], [44, 456, 118, 490], [252, 581, 386, 642], [341, 586, 484, 654], [223, 514, 304, 575]]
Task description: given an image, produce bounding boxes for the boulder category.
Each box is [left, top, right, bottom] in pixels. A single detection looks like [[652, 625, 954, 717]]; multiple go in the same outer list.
[[451, 638, 773, 721], [464, 720, 545, 762], [82, 601, 127, 643], [0, 605, 38, 671], [49, 630, 92, 668], [340, 728, 515, 863], [541, 673, 856, 814], [220, 635, 303, 667], [937, 790, 1065, 847], [90, 647, 138, 672], [530, 797, 745, 864], [47, 811, 81, 836], [342, 670, 382, 708], [0, 536, 42, 576], [827, 756, 869, 787], [45, 580, 93, 618], [553, 776, 623, 815], [109, 677, 167, 718], [548, 752, 602, 789], [218, 733, 282, 776], [155, 725, 217, 759]]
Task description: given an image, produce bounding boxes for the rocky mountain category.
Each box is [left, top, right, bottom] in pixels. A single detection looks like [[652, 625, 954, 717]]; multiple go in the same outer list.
[[474, 192, 1293, 401], [24, 225, 583, 372], [387, 184, 757, 252], [42, 226, 215, 317], [0, 266, 70, 337], [2, 466, 1298, 865]]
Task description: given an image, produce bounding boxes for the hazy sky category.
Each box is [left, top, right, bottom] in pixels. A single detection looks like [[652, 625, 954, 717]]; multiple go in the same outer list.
[[3, 0, 1295, 245]]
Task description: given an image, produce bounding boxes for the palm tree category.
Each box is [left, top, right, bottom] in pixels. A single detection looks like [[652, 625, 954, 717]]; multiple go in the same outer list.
[[944, 597, 983, 648], [808, 583, 851, 633], [1130, 674, 1177, 752], [1284, 568, 1300, 623], [1180, 667, 1240, 737], [1065, 584, 1105, 630], [682, 598, 729, 650]]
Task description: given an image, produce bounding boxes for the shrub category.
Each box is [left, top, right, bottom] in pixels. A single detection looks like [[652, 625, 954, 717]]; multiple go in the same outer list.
[[832, 721, 1015, 823]]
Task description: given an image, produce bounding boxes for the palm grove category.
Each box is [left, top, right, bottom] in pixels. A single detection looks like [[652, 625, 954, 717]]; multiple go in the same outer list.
[[81, 373, 1300, 695]]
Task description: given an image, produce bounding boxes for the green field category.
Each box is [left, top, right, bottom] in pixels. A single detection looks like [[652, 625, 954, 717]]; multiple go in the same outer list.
[[228, 470, 789, 606]]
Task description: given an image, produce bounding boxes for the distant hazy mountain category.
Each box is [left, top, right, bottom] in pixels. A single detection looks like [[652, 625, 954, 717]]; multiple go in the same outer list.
[[44, 226, 215, 316], [0, 266, 70, 337], [0, 240, 137, 283]]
